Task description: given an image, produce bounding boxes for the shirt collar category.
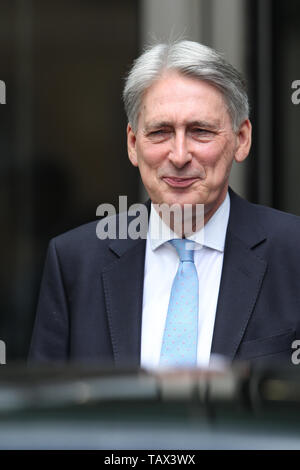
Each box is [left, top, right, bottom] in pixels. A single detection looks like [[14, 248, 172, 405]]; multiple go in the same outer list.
[[149, 192, 230, 253]]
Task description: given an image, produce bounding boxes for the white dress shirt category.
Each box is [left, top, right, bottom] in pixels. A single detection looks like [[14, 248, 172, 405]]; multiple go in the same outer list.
[[140, 192, 230, 370]]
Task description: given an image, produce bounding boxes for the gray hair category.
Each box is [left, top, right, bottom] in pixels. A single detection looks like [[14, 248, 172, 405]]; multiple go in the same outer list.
[[123, 40, 249, 132]]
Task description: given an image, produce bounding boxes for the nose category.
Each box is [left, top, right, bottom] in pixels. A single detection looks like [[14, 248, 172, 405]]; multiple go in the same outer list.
[[168, 130, 192, 168]]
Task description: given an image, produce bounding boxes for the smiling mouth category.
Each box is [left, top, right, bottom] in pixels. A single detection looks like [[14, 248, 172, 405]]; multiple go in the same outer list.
[[162, 177, 200, 188]]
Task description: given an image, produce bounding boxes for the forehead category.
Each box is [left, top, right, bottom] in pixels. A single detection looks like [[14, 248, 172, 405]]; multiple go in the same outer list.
[[139, 71, 229, 127]]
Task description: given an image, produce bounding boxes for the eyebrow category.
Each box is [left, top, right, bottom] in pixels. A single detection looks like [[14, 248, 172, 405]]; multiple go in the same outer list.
[[144, 120, 220, 132]]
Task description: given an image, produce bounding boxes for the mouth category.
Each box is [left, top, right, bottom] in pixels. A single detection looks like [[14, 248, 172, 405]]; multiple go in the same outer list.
[[162, 177, 200, 188]]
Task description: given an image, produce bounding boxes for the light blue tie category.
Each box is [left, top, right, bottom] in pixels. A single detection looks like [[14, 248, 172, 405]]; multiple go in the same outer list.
[[160, 239, 199, 367]]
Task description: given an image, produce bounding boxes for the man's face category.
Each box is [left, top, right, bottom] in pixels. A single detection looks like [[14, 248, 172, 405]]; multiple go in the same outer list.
[[127, 71, 251, 221]]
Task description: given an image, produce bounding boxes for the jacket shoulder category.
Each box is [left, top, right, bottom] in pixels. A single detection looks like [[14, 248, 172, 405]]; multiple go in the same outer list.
[[249, 200, 300, 233], [230, 189, 300, 234], [52, 219, 101, 245], [49, 220, 112, 263]]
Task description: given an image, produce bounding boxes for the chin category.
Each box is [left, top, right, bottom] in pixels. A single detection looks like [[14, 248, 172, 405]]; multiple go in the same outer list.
[[157, 196, 204, 208], [168, 189, 209, 206]]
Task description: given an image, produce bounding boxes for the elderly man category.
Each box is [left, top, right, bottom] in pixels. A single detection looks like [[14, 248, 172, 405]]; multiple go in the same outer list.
[[29, 40, 300, 367]]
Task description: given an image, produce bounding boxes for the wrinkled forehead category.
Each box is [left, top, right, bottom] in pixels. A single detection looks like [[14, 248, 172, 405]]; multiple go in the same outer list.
[[138, 71, 231, 129]]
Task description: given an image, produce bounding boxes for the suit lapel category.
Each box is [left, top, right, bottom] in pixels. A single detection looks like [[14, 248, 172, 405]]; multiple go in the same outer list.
[[210, 231, 267, 360], [102, 235, 146, 368], [210, 189, 268, 361]]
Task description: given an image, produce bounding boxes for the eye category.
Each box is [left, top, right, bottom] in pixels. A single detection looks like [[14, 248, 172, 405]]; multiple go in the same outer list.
[[150, 130, 164, 135], [190, 128, 215, 139], [192, 128, 212, 134], [149, 129, 170, 135], [147, 129, 171, 140]]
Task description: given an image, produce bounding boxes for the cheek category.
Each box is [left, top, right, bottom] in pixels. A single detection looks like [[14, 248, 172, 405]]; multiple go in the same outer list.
[[136, 141, 167, 167], [194, 144, 220, 167], [196, 141, 233, 167]]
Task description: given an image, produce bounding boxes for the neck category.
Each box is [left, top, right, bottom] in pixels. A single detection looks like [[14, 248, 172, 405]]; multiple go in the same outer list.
[[153, 190, 228, 238]]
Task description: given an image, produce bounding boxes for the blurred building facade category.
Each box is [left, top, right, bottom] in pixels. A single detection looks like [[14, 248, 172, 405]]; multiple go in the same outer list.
[[0, 0, 299, 360]]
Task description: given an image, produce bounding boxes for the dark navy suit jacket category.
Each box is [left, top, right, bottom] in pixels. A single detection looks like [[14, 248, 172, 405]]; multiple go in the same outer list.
[[29, 189, 300, 366]]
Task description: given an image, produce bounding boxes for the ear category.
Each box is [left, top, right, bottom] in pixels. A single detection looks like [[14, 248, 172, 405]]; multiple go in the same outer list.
[[127, 123, 138, 167], [234, 119, 252, 163]]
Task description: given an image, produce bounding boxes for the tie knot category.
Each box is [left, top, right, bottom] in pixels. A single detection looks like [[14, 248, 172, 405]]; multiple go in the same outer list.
[[170, 239, 195, 262]]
